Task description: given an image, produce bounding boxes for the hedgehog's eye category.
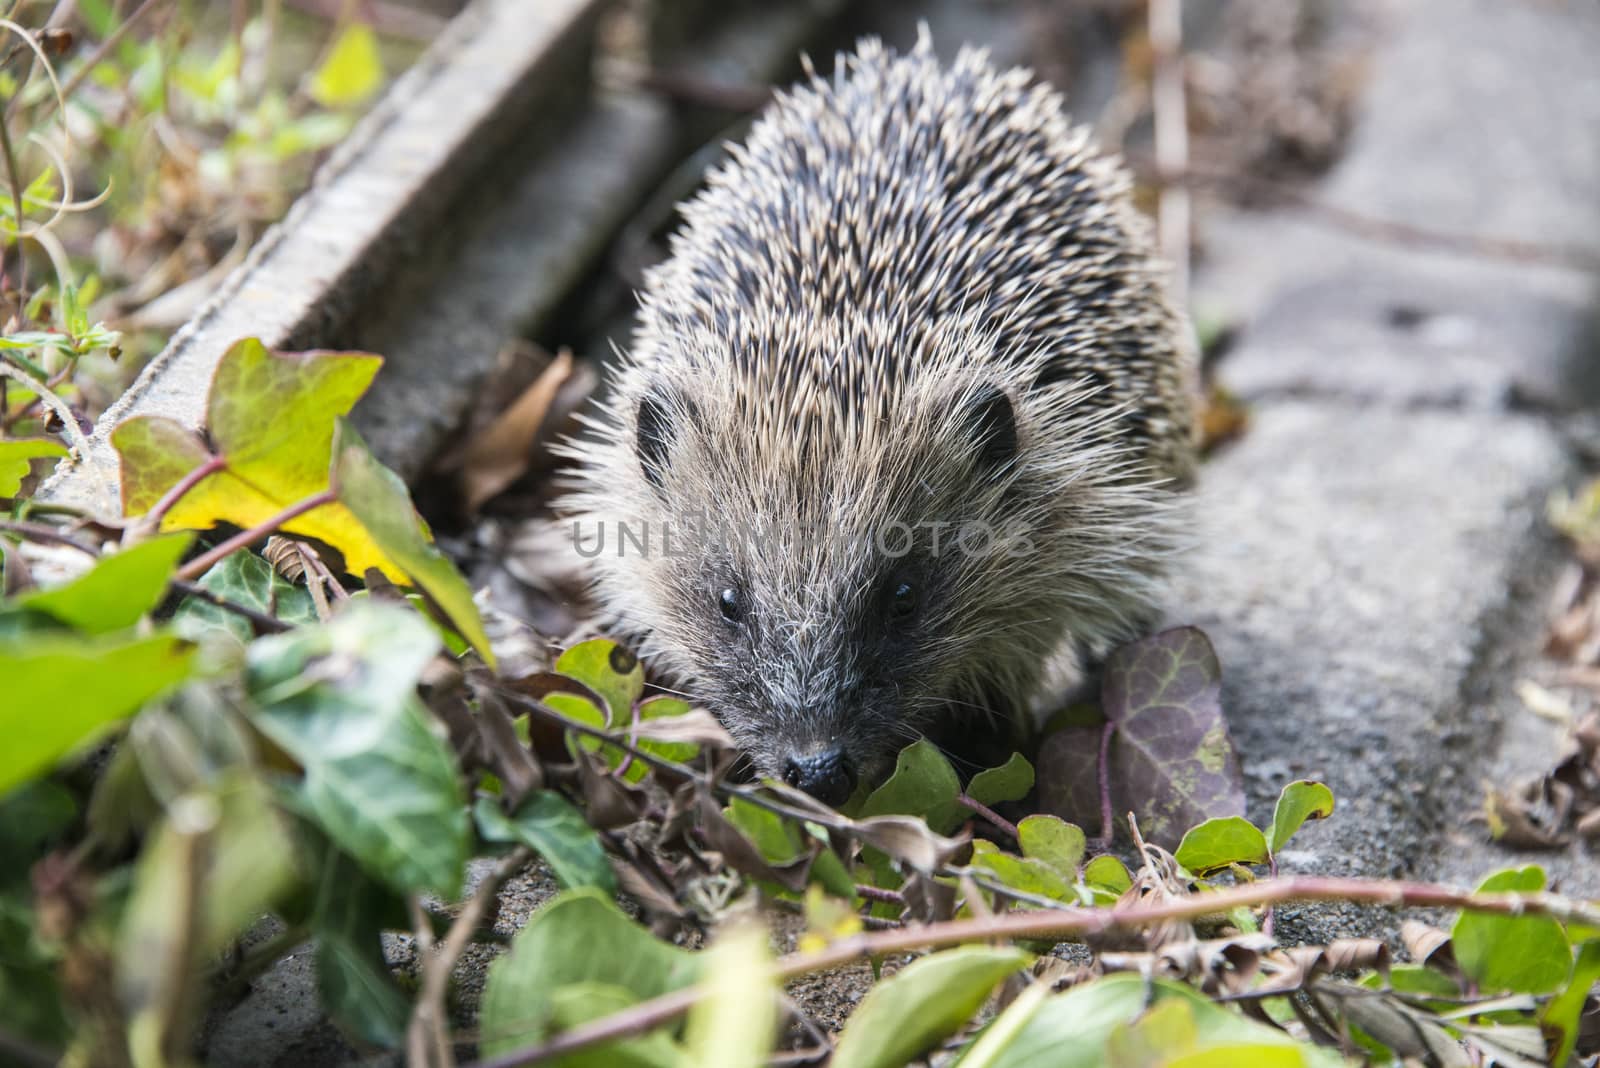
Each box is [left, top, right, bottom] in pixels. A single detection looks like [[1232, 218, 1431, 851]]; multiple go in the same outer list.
[[887, 581, 919, 622], [718, 586, 744, 626]]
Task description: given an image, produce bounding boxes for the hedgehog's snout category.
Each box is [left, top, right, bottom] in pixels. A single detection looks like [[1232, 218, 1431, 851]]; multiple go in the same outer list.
[[781, 744, 857, 807]]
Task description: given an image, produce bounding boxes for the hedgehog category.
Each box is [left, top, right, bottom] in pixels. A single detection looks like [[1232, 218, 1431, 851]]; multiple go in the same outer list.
[[557, 33, 1196, 806]]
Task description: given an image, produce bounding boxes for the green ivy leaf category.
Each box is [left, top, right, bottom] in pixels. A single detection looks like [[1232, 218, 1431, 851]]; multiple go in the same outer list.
[[860, 738, 965, 835], [631, 695, 700, 776], [1452, 867, 1571, 995], [119, 776, 298, 1056], [1037, 627, 1244, 847], [1174, 816, 1270, 876], [725, 796, 804, 866], [545, 690, 608, 760], [332, 417, 495, 667], [1357, 964, 1465, 1009], [555, 639, 644, 725], [1105, 998, 1198, 1065], [1082, 855, 1133, 897], [0, 437, 66, 496], [246, 603, 468, 899], [683, 923, 776, 1068], [480, 888, 700, 1057], [542, 983, 686, 1067], [308, 22, 383, 108], [309, 845, 410, 1048], [976, 974, 1334, 1068], [1268, 780, 1335, 854], [1017, 815, 1085, 879], [966, 753, 1034, 807], [1545, 940, 1600, 1065], [474, 791, 616, 893], [970, 841, 1074, 903], [0, 632, 196, 796], [951, 979, 1050, 1068], [11, 532, 191, 634], [173, 549, 318, 645], [832, 945, 1032, 1068]]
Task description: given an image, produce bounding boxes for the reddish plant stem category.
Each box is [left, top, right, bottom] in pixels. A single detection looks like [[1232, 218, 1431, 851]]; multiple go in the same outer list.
[[956, 793, 1018, 842], [174, 489, 336, 581], [853, 884, 905, 906], [141, 453, 227, 528], [463, 874, 1600, 1068]]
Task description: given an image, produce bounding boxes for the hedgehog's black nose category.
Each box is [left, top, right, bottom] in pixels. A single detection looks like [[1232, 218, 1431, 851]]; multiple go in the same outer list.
[[783, 747, 856, 807]]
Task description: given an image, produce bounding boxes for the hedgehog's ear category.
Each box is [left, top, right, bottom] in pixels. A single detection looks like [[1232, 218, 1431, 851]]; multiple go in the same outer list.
[[635, 385, 681, 493], [961, 384, 1018, 474]]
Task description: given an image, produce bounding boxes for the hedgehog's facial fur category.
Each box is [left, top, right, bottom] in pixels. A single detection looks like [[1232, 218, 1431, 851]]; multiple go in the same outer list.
[[554, 32, 1196, 802], [619, 370, 1036, 793]]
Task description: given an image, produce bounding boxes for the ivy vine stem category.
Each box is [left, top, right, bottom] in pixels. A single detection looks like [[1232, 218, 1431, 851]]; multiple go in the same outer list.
[[174, 488, 337, 581], [956, 792, 1018, 842], [0, 358, 85, 455], [464, 875, 1600, 1068], [140, 453, 227, 530]]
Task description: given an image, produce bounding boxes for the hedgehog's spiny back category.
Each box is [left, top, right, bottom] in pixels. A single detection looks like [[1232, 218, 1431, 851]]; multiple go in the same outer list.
[[636, 34, 1195, 484]]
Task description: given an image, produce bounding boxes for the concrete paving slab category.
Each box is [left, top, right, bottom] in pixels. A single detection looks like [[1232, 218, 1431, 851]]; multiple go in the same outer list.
[[1171, 404, 1569, 892], [1176, 0, 1600, 940], [1191, 0, 1600, 409]]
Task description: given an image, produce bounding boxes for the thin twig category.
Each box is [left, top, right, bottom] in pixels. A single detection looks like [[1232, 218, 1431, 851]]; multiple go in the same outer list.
[[853, 884, 905, 907], [406, 893, 442, 1068], [174, 488, 337, 581], [0, 359, 85, 455], [407, 848, 532, 1068]]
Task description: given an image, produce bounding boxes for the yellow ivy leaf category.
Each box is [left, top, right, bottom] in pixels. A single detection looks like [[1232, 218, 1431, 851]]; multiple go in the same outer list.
[[112, 338, 401, 581]]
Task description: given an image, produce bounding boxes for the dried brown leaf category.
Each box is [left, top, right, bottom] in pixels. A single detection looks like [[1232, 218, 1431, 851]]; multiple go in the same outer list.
[[630, 708, 736, 749], [900, 872, 958, 925], [574, 751, 645, 830], [1324, 938, 1390, 975], [853, 815, 968, 874], [1312, 984, 1473, 1067], [467, 678, 544, 803], [694, 793, 810, 892], [455, 350, 576, 515], [1399, 920, 1458, 976]]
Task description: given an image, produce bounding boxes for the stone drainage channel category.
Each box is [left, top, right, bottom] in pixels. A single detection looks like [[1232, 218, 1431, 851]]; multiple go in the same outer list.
[[39, 0, 1600, 1062]]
